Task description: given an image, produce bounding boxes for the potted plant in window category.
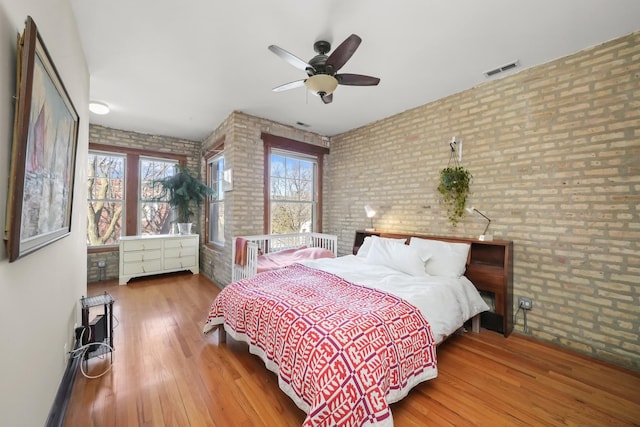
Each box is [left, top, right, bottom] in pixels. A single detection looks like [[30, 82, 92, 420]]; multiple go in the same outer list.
[[154, 165, 214, 234], [437, 165, 472, 227]]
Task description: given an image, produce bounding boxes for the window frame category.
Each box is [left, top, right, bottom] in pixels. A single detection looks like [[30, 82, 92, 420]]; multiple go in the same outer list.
[[138, 156, 180, 236], [204, 137, 225, 248], [206, 153, 225, 247], [261, 133, 329, 235], [87, 150, 126, 248], [269, 149, 318, 234], [87, 143, 186, 252]]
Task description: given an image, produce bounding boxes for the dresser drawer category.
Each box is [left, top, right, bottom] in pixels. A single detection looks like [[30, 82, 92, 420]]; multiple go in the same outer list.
[[122, 259, 162, 275], [122, 239, 163, 252], [164, 256, 197, 270], [122, 249, 162, 263], [164, 237, 198, 249], [164, 246, 197, 259]]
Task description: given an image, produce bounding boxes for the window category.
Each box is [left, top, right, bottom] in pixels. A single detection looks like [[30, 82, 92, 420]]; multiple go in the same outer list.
[[207, 153, 225, 246], [87, 152, 125, 246], [270, 150, 316, 234], [87, 144, 185, 248], [139, 157, 178, 235], [262, 133, 329, 235]]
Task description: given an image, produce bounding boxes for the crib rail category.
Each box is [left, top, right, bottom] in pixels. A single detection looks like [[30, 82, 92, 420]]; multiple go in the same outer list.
[[231, 232, 337, 282]]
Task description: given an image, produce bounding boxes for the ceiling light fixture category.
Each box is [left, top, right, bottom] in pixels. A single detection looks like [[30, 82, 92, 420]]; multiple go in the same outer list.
[[89, 101, 110, 115], [305, 74, 338, 97]]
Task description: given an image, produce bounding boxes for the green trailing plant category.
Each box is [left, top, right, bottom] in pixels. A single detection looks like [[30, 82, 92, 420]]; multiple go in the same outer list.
[[154, 165, 214, 224], [437, 166, 472, 227]]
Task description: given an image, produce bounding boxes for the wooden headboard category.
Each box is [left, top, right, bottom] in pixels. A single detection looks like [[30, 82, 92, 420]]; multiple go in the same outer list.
[[353, 230, 514, 336]]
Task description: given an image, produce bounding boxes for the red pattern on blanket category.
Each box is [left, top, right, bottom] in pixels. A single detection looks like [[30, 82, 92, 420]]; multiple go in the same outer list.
[[205, 264, 437, 426]]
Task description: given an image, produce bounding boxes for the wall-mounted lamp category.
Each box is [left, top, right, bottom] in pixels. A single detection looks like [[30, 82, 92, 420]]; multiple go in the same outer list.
[[364, 205, 376, 231], [466, 206, 492, 241]]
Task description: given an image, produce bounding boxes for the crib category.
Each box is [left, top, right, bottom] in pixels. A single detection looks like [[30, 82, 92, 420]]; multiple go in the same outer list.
[[231, 232, 338, 281]]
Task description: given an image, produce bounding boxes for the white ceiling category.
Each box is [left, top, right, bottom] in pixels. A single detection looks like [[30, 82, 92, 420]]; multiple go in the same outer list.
[[70, 0, 640, 142]]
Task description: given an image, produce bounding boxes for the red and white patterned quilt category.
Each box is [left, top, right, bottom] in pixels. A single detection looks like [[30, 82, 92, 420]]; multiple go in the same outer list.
[[204, 263, 437, 427]]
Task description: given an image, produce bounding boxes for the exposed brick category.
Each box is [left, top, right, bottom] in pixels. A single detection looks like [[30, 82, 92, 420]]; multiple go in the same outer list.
[[325, 31, 640, 371], [86, 125, 201, 282], [86, 31, 640, 372]]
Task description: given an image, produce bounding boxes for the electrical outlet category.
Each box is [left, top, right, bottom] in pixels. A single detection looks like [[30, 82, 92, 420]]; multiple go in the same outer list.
[[519, 296, 533, 310]]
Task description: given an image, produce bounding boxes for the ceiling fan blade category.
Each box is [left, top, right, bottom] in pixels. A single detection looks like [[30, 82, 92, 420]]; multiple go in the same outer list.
[[321, 93, 333, 104], [336, 73, 380, 86], [268, 45, 312, 71], [326, 34, 362, 72], [272, 79, 306, 92]]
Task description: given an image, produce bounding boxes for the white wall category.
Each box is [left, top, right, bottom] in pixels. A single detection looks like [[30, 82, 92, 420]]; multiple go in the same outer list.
[[0, 0, 88, 425]]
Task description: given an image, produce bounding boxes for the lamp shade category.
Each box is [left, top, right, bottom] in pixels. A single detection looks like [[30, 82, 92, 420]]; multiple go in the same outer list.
[[305, 74, 338, 96], [364, 205, 376, 218]]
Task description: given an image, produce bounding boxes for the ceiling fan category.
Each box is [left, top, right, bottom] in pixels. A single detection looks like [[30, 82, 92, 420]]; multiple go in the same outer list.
[[268, 34, 380, 104]]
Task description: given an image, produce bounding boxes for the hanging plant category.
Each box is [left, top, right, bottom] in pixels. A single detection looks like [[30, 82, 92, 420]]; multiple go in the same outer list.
[[437, 166, 472, 227]]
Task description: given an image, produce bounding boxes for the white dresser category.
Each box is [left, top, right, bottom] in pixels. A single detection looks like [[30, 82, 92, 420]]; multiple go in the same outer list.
[[119, 234, 199, 285]]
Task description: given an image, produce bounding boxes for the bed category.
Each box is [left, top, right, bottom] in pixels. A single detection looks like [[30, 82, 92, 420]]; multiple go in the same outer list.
[[205, 231, 494, 426], [232, 232, 337, 281]]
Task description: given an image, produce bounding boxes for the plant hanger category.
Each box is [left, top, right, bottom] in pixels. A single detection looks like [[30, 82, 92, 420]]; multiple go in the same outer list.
[[437, 137, 472, 227]]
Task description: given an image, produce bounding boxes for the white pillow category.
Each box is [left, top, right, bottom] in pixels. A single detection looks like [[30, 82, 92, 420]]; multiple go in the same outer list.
[[366, 236, 429, 276], [409, 237, 470, 277], [356, 235, 406, 257]]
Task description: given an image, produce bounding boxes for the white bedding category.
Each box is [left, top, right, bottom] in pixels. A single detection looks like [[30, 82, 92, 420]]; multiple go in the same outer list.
[[300, 255, 490, 344]]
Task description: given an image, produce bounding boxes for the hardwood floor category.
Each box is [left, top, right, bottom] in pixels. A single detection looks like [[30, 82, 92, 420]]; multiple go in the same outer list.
[[64, 272, 640, 426]]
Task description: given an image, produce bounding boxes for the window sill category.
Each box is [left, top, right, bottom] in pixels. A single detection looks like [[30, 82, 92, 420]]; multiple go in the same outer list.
[[204, 242, 224, 252], [88, 246, 119, 254]]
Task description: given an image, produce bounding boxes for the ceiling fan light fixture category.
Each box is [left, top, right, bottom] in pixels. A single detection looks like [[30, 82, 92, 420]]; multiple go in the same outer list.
[[305, 74, 338, 96]]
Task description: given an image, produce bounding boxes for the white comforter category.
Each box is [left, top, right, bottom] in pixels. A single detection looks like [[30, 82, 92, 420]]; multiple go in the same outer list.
[[300, 255, 490, 344]]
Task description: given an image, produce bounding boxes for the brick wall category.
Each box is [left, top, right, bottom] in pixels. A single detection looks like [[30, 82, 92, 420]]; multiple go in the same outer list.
[[86, 125, 201, 282], [85, 31, 639, 370], [325, 31, 640, 370], [200, 111, 327, 286]]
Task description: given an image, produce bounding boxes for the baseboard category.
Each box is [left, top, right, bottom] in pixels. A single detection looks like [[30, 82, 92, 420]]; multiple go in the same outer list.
[[45, 338, 81, 427]]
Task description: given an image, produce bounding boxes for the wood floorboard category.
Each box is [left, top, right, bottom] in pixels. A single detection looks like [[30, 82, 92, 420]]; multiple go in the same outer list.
[[64, 272, 640, 426]]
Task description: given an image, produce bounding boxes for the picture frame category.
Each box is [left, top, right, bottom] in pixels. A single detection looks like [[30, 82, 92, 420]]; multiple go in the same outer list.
[[5, 16, 79, 262]]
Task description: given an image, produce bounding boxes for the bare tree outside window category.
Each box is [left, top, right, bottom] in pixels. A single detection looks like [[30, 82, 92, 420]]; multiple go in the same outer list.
[[87, 152, 125, 246], [87, 151, 182, 247], [270, 153, 315, 234], [139, 158, 177, 235]]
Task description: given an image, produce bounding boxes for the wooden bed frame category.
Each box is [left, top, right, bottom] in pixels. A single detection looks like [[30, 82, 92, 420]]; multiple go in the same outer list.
[[216, 230, 513, 343], [353, 230, 514, 336]]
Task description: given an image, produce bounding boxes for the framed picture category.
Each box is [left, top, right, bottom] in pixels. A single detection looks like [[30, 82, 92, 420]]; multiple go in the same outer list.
[[5, 16, 79, 262]]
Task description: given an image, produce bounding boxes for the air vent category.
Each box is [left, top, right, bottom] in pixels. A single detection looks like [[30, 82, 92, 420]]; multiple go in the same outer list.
[[296, 121, 311, 128], [484, 60, 519, 78]]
